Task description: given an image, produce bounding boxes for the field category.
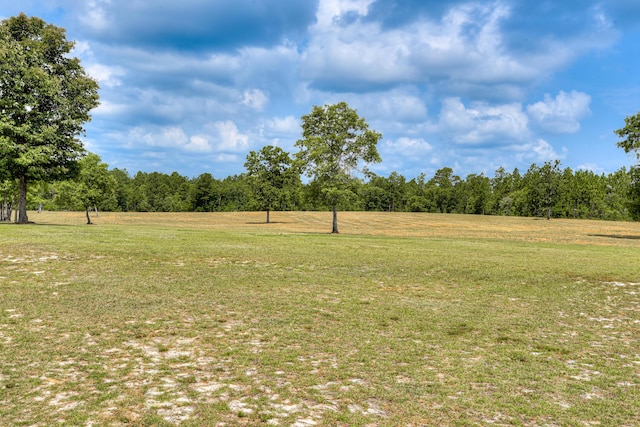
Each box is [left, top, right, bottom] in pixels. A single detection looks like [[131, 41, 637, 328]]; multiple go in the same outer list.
[[1, 211, 639, 426]]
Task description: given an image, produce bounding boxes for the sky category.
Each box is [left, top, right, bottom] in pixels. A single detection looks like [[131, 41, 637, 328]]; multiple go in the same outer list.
[[2, 0, 640, 180]]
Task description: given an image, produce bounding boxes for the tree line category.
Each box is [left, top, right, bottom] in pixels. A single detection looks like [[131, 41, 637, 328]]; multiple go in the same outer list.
[[4, 154, 638, 222]]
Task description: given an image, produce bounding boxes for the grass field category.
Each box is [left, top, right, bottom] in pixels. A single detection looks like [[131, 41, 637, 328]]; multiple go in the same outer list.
[[1, 211, 639, 426]]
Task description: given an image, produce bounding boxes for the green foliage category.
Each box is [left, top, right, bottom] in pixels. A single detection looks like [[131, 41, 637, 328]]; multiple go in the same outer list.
[[295, 102, 382, 232], [244, 145, 300, 222], [0, 14, 99, 222], [615, 113, 640, 219], [615, 111, 640, 161], [190, 172, 218, 212], [53, 153, 116, 223], [629, 166, 640, 220], [29, 157, 639, 222], [0, 178, 17, 221]]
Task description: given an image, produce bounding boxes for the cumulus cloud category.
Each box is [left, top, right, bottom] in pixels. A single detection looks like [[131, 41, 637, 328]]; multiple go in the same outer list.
[[241, 89, 269, 111], [369, 89, 428, 123], [302, 2, 575, 97], [80, 0, 110, 31], [384, 137, 432, 156], [262, 116, 300, 136], [185, 135, 212, 153], [93, 100, 127, 116], [526, 90, 591, 133], [6, 0, 630, 178], [510, 139, 567, 163], [124, 127, 214, 154], [141, 127, 188, 148], [437, 97, 529, 145], [78, 0, 318, 52], [209, 121, 250, 153], [86, 63, 125, 88]]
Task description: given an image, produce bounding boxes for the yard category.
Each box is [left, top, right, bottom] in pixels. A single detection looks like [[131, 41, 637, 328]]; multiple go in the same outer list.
[[1, 211, 639, 426]]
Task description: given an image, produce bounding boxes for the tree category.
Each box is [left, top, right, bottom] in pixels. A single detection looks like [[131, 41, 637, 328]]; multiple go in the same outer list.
[[615, 112, 640, 161], [244, 145, 299, 223], [54, 153, 116, 224], [295, 102, 382, 233], [0, 14, 99, 223], [110, 168, 133, 211], [0, 179, 17, 222], [190, 173, 218, 212], [429, 167, 461, 213], [628, 167, 640, 220], [616, 112, 640, 220], [522, 161, 561, 219], [462, 173, 491, 214]]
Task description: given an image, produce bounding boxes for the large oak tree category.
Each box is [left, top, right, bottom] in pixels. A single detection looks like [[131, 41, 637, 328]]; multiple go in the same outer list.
[[295, 102, 382, 233], [0, 14, 99, 223]]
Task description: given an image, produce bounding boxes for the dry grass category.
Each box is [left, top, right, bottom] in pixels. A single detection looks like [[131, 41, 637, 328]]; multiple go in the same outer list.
[[1, 211, 639, 426], [30, 210, 640, 245]]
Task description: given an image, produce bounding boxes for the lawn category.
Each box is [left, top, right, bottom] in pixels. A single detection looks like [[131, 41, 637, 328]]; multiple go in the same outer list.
[[1, 211, 639, 426]]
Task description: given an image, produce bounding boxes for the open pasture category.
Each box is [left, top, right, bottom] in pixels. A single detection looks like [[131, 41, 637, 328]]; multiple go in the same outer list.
[[1, 211, 639, 426]]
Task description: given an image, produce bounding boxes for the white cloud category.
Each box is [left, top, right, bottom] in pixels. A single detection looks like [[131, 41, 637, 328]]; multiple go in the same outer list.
[[576, 163, 604, 173], [384, 137, 432, 157], [144, 127, 188, 148], [315, 0, 375, 28], [263, 116, 299, 136], [437, 97, 529, 145], [301, 2, 554, 96], [72, 40, 91, 57], [301, 1, 619, 103], [526, 90, 591, 133], [86, 63, 125, 87], [370, 90, 428, 123], [214, 153, 240, 163], [81, 0, 110, 31], [19, 0, 624, 179], [241, 89, 269, 111], [93, 100, 126, 116], [185, 135, 212, 153], [209, 121, 249, 152], [125, 127, 214, 154], [510, 139, 567, 163]]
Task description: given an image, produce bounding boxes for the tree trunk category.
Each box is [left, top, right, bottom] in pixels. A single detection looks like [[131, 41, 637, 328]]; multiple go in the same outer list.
[[17, 175, 29, 224], [266, 209, 270, 224], [332, 203, 339, 234], [1, 193, 6, 222], [86, 207, 92, 224]]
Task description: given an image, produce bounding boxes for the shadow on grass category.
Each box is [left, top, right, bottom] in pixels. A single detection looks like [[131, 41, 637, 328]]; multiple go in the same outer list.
[[1, 222, 72, 227], [245, 221, 291, 225], [589, 234, 640, 240]]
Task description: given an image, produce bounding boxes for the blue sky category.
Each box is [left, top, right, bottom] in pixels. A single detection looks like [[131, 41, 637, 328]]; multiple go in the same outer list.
[[3, 0, 640, 179]]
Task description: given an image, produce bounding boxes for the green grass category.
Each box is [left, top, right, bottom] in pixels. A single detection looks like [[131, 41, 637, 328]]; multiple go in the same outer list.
[[1, 211, 639, 426]]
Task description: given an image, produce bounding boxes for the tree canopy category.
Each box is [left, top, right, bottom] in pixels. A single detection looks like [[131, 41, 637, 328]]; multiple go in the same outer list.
[[244, 145, 299, 223], [295, 102, 382, 233], [0, 13, 99, 223], [615, 111, 640, 161], [54, 153, 116, 224]]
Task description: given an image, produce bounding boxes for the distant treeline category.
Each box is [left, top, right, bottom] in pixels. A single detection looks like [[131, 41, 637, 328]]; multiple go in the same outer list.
[[17, 161, 640, 221]]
